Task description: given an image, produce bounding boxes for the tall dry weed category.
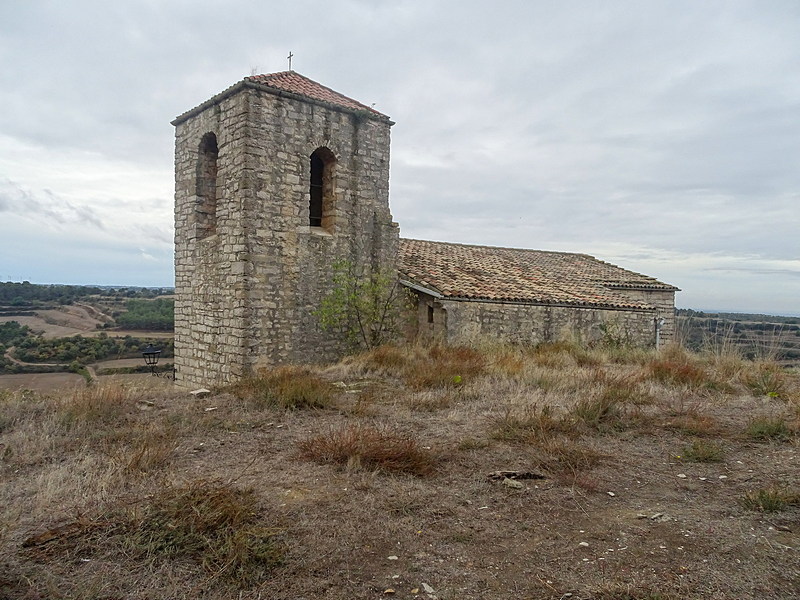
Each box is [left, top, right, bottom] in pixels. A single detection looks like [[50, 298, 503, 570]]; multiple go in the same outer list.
[[298, 423, 435, 476], [229, 366, 335, 410]]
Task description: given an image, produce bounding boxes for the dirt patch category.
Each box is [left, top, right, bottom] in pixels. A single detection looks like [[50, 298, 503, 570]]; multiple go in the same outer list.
[[1, 344, 798, 599]]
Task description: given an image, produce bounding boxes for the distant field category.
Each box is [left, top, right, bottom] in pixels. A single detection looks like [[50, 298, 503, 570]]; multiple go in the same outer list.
[[0, 305, 172, 340], [0, 372, 85, 392]]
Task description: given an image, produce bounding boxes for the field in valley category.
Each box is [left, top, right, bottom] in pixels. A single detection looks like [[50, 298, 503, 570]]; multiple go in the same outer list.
[[1, 342, 798, 599]]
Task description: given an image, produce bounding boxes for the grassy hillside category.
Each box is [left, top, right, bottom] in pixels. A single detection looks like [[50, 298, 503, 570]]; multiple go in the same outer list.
[[677, 309, 800, 365], [1, 342, 798, 599]]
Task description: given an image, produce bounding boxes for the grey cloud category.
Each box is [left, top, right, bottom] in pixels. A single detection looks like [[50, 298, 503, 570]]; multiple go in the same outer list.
[[0, 179, 105, 229]]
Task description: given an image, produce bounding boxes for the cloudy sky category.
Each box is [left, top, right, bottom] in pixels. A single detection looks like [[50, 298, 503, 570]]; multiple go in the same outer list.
[[1, 1, 798, 314]]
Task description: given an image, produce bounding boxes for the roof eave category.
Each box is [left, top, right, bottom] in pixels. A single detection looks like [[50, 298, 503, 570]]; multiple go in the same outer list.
[[605, 283, 681, 292], [441, 296, 656, 312], [400, 279, 655, 312], [399, 279, 443, 299]]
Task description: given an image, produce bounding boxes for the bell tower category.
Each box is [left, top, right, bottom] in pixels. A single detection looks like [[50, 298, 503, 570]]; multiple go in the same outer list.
[[172, 72, 398, 387]]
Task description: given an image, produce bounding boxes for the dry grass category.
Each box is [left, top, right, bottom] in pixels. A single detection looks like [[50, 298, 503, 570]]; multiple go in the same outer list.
[[297, 423, 436, 476], [352, 343, 485, 389], [20, 481, 283, 588], [3, 341, 800, 599], [228, 365, 335, 410], [534, 436, 604, 475], [530, 339, 600, 368], [122, 481, 283, 586], [491, 403, 569, 443]]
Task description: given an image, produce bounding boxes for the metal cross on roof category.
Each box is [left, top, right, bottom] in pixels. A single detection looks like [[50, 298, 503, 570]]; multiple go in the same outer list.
[[287, 51, 293, 71]]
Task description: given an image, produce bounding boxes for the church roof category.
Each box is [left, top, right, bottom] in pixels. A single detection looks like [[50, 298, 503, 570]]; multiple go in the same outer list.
[[245, 71, 388, 118], [173, 71, 390, 126], [398, 238, 678, 311]]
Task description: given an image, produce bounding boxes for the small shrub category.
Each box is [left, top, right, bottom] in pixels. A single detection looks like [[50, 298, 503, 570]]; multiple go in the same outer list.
[[298, 424, 435, 476], [229, 366, 334, 410], [740, 488, 799, 513], [681, 439, 724, 462], [572, 395, 621, 431], [743, 363, 787, 398], [125, 481, 283, 586], [746, 416, 792, 442], [647, 358, 708, 388]]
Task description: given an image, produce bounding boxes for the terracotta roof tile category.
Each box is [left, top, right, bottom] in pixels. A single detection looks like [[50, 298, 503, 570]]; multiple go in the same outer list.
[[398, 239, 678, 311], [245, 71, 388, 118]]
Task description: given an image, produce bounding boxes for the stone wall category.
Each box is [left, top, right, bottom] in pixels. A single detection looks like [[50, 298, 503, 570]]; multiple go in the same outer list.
[[411, 292, 660, 347], [174, 95, 252, 387], [614, 288, 677, 345], [174, 83, 398, 388]]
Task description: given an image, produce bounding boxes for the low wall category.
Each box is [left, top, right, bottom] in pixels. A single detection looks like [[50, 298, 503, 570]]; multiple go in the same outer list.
[[412, 292, 659, 347]]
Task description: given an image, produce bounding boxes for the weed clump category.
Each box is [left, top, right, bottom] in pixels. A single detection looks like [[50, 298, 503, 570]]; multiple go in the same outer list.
[[740, 488, 799, 513], [126, 481, 283, 586], [743, 363, 788, 398], [588, 582, 677, 599], [230, 366, 334, 410], [298, 424, 435, 476], [661, 411, 719, 437], [536, 437, 603, 474], [680, 439, 724, 462], [746, 416, 793, 442], [572, 395, 622, 431], [491, 404, 569, 443], [407, 345, 485, 389], [22, 481, 283, 588], [353, 343, 485, 389], [647, 357, 708, 388]]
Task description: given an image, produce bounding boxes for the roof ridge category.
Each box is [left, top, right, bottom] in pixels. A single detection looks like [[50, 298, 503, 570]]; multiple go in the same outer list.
[[399, 237, 592, 259]]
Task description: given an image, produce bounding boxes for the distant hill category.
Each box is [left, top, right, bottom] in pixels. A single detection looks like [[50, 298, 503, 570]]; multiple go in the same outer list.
[[677, 309, 800, 364]]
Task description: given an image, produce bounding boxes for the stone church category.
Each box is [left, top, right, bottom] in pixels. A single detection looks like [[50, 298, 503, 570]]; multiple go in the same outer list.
[[172, 71, 678, 387]]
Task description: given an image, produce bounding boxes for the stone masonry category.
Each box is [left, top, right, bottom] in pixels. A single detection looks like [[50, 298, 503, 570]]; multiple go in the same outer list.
[[412, 293, 665, 348]]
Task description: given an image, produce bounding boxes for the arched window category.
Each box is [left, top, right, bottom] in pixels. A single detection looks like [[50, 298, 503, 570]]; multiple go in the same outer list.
[[196, 132, 218, 238], [309, 147, 336, 229]]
